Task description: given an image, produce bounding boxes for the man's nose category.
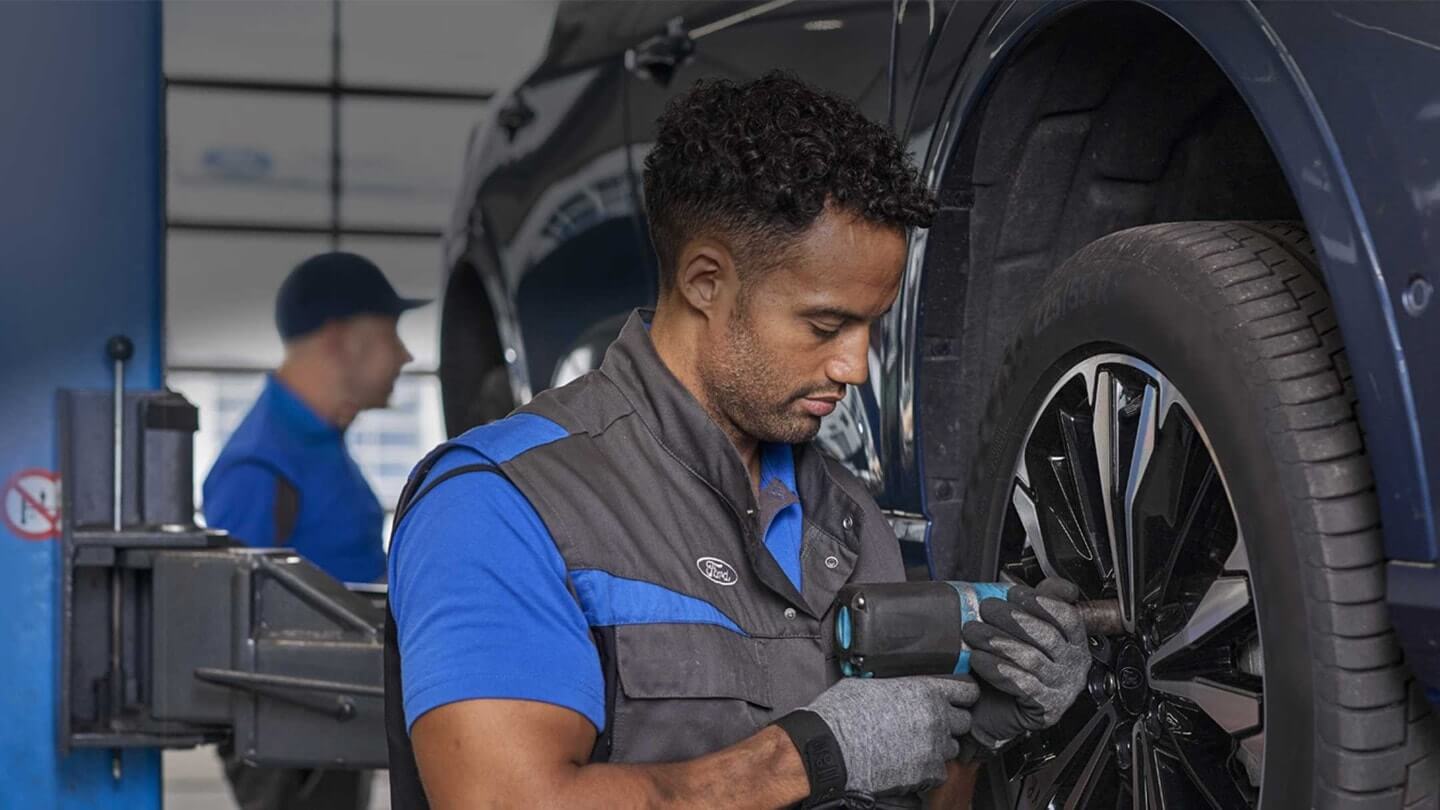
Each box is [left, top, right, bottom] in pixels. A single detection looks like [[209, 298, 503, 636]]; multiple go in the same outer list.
[[826, 330, 870, 386]]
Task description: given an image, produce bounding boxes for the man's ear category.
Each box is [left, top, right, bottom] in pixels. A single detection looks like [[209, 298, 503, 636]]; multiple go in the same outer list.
[[672, 239, 739, 322]]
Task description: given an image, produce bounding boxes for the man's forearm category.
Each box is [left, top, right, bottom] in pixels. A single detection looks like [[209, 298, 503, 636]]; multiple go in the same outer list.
[[414, 700, 811, 810], [559, 725, 810, 810]]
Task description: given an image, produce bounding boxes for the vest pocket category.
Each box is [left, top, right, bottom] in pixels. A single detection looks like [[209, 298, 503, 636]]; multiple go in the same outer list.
[[610, 623, 773, 762]]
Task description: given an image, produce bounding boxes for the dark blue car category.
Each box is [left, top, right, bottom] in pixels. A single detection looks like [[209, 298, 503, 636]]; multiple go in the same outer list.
[[439, 2, 1440, 807]]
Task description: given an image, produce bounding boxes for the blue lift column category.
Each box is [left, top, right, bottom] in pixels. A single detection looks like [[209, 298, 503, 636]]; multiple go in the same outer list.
[[0, 2, 165, 807]]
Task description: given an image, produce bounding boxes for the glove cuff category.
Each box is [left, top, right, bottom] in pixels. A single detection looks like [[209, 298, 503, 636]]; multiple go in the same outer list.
[[963, 727, 1020, 762], [772, 709, 849, 808]]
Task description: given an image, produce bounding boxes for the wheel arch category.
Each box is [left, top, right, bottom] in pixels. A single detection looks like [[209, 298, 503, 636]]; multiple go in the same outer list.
[[511, 215, 655, 391], [908, 0, 1431, 570]]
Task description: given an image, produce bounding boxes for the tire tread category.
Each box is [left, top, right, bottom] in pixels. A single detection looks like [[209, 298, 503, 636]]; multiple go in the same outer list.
[[1202, 222, 1437, 802]]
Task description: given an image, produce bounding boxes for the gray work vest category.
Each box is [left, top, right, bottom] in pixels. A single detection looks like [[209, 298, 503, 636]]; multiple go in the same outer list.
[[385, 310, 905, 805]]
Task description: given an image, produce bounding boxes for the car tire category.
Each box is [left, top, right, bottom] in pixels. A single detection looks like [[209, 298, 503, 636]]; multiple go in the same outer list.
[[956, 221, 1439, 808], [473, 364, 515, 426]]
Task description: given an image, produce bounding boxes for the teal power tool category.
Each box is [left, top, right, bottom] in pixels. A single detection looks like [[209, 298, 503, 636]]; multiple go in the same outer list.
[[835, 582, 1124, 678]]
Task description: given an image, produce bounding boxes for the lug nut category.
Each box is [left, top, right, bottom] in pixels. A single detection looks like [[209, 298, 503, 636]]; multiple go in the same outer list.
[[1087, 666, 1113, 704], [1114, 736, 1132, 770]]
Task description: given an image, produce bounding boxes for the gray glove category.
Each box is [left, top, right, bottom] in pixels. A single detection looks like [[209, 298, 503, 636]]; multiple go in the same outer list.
[[961, 578, 1091, 751], [802, 675, 978, 798]]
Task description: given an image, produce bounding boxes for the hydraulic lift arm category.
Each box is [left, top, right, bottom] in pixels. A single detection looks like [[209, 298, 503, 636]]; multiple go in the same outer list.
[[56, 339, 386, 769]]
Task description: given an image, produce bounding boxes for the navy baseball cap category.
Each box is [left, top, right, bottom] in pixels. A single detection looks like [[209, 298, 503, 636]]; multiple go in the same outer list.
[[275, 251, 431, 340]]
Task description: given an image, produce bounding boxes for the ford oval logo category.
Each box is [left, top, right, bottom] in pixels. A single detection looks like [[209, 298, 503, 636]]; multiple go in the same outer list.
[[1119, 666, 1144, 690], [696, 556, 738, 586]]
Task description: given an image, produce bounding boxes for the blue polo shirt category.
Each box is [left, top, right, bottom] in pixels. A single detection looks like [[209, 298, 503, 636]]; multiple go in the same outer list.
[[388, 428, 801, 733], [203, 375, 385, 583]]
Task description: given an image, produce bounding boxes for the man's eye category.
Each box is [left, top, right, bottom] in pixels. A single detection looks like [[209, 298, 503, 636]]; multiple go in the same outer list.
[[810, 322, 841, 338]]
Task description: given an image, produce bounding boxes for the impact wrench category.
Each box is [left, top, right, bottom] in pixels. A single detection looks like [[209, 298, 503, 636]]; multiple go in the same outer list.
[[835, 581, 1122, 678]]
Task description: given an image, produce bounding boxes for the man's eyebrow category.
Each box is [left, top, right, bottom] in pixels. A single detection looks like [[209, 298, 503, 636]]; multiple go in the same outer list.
[[800, 305, 868, 322]]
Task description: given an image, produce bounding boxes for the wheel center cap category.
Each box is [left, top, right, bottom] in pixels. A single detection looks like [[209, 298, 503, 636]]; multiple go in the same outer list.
[[1116, 642, 1149, 715]]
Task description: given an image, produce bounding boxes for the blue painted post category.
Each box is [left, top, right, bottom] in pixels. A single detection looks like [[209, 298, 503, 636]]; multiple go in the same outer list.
[[0, 2, 165, 807]]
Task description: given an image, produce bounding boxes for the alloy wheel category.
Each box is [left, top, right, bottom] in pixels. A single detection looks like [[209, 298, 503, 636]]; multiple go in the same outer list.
[[993, 353, 1265, 809]]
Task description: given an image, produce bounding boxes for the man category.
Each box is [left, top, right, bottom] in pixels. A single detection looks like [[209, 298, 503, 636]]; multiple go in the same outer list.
[[386, 73, 1088, 809], [205, 251, 427, 809]]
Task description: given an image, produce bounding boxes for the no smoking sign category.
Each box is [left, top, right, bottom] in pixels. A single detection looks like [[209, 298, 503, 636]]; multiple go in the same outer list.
[[4, 468, 61, 541]]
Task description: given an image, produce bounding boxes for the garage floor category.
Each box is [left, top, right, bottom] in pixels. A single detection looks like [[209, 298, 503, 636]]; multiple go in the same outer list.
[[163, 747, 391, 809]]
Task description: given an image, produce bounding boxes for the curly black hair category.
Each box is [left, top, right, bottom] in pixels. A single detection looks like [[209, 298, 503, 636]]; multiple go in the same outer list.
[[643, 71, 937, 292]]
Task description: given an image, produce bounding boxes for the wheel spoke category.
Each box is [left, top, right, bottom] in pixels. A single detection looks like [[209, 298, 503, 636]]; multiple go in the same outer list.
[[1046, 452, 1094, 561], [1223, 529, 1250, 574], [1150, 679, 1261, 737], [1148, 576, 1252, 673], [1094, 370, 1127, 627], [1013, 482, 1060, 581], [1058, 406, 1112, 580], [1013, 705, 1114, 808], [1063, 710, 1118, 810], [1132, 721, 1163, 810], [1037, 451, 1100, 580], [1121, 383, 1159, 634]]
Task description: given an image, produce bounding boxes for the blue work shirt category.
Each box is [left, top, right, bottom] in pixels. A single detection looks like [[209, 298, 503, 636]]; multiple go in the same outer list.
[[203, 375, 385, 583], [388, 429, 802, 733]]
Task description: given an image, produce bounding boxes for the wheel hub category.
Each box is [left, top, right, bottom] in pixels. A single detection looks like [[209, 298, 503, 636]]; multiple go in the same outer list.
[[1114, 641, 1149, 716]]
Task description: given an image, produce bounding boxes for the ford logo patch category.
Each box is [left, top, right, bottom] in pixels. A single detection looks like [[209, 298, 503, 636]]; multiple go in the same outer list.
[[1119, 666, 1144, 690], [696, 556, 738, 586]]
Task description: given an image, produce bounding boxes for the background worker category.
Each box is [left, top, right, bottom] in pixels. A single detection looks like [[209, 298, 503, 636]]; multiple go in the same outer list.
[[385, 73, 1089, 809], [204, 251, 428, 809]]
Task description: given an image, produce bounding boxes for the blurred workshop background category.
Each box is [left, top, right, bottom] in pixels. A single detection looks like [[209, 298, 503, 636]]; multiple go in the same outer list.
[[160, 2, 556, 805]]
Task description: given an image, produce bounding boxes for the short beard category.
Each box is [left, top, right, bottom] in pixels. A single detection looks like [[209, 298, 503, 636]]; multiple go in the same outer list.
[[699, 296, 824, 447]]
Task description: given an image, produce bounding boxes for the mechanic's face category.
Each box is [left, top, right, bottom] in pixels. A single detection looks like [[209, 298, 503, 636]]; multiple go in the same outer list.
[[339, 314, 413, 410], [699, 208, 907, 444]]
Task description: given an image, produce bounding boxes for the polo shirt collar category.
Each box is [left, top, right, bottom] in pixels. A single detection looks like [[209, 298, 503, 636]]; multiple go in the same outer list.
[[758, 441, 803, 591], [264, 374, 341, 441]]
